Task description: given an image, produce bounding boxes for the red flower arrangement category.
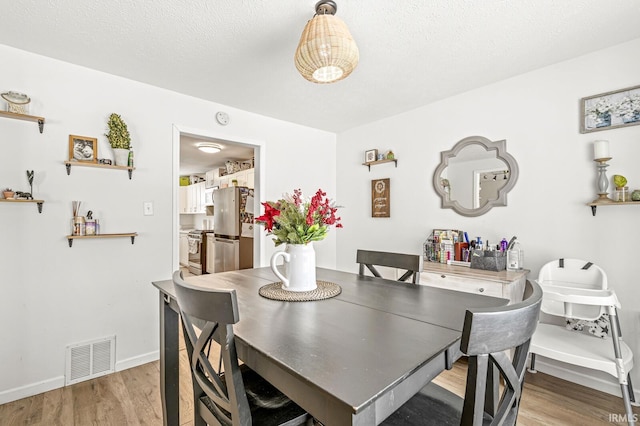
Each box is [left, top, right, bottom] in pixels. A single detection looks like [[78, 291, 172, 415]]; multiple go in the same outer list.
[[255, 188, 342, 246]]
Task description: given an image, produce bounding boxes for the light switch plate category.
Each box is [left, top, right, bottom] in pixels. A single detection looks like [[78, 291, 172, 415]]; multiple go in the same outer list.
[[143, 201, 154, 216]]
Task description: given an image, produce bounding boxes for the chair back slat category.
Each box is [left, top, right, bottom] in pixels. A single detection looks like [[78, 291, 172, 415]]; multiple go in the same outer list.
[[460, 280, 542, 426], [356, 249, 423, 283]]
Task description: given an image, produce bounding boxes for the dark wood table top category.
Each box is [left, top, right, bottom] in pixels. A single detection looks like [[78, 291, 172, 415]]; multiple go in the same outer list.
[[153, 267, 507, 424]]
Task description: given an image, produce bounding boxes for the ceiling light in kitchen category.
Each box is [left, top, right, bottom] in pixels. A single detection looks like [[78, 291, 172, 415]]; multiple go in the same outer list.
[[197, 143, 221, 154]]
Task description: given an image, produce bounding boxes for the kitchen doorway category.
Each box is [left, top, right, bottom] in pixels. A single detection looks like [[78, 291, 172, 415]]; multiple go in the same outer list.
[[171, 124, 265, 274]]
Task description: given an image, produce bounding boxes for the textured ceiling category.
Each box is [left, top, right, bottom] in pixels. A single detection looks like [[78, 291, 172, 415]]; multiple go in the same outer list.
[[2, 0, 640, 134]]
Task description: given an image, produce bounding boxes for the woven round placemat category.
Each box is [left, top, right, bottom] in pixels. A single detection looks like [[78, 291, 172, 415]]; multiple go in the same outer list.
[[258, 280, 342, 302]]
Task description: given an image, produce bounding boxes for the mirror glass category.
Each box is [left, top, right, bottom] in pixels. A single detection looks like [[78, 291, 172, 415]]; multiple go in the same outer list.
[[433, 136, 518, 217]]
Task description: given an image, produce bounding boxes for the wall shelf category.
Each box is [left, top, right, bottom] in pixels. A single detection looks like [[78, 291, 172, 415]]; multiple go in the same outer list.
[[588, 200, 640, 216], [0, 111, 45, 133], [0, 198, 44, 213], [66, 232, 138, 247], [64, 161, 135, 179], [362, 158, 398, 171]]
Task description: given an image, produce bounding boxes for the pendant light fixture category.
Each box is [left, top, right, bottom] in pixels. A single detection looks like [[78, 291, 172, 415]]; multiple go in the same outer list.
[[294, 1, 359, 84]]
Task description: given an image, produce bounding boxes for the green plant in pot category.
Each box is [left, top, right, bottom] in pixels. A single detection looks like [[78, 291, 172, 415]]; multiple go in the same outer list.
[[105, 113, 131, 166]]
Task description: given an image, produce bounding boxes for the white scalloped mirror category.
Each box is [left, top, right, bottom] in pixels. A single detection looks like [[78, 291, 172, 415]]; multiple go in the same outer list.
[[433, 136, 519, 217]]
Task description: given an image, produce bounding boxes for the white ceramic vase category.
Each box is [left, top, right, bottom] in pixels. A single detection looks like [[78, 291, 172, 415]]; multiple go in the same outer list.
[[270, 243, 317, 292], [113, 148, 130, 166]]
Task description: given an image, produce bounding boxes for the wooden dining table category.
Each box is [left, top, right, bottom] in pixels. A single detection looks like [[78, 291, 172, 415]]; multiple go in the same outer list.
[[152, 267, 508, 426]]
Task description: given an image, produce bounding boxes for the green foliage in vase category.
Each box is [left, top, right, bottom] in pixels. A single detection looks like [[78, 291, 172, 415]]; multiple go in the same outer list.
[[256, 188, 342, 246], [613, 174, 627, 188], [105, 113, 131, 150]]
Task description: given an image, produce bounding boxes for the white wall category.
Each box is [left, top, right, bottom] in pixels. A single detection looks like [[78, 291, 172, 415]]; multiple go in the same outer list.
[[0, 44, 336, 403], [336, 38, 640, 399]]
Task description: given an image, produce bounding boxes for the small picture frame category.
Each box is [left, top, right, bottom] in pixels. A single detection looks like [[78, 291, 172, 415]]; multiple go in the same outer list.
[[364, 149, 378, 163], [69, 135, 98, 163]]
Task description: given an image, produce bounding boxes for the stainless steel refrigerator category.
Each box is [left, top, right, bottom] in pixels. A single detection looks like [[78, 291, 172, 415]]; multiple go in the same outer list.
[[212, 186, 253, 272]]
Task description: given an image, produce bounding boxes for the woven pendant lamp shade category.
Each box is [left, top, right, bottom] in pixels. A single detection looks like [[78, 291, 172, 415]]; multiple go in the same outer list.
[[294, 9, 359, 84]]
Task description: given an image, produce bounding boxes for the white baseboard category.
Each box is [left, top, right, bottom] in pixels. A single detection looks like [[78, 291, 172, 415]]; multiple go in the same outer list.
[[532, 359, 640, 405], [115, 350, 159, 372], [0, 376, 65, 405], [0, 351, 160, 405]]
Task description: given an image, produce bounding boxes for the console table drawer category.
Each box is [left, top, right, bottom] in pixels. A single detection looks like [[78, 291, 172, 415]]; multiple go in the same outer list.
[[420, 272, 503, 298]]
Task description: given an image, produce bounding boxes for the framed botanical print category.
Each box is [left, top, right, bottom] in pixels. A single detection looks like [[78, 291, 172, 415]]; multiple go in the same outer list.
[[580, 84, 640, 133]]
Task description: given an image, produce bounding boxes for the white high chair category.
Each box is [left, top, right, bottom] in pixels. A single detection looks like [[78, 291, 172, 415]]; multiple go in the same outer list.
[[528, 259, 636, 425]]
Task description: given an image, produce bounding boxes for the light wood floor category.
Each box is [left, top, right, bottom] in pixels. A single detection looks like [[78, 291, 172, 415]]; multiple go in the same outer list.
[[1, 345, 637, 425]]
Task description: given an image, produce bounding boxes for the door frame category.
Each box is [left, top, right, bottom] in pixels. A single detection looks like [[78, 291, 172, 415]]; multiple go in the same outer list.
[[172, 124, 266, 272]]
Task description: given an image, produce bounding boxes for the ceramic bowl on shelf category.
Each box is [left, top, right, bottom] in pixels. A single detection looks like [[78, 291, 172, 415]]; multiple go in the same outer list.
[[3, 191, 16, 199]]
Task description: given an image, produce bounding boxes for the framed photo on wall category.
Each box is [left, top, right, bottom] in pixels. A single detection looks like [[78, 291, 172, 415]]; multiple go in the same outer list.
[[364, 149, 378, 163], [580, 84, 640, 133], [69, 135, 98, 163], [371, 178, 390, 218]]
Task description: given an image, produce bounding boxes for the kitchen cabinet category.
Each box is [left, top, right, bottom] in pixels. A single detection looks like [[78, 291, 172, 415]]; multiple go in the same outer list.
[[420, 262, 528, 304], [206, 233, 215, 273], [179, 182, 206, 214], [213, 168, 254, 189], [179, 186, 189, 213], [246, 169, 255, 188], [205, 169, 217, 188], [180, 233, 189, 266]]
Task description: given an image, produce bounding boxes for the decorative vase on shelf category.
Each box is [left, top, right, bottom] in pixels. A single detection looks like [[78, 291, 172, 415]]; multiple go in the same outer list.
[[113, 148, 130, 166], [270, 243, 317, 292]]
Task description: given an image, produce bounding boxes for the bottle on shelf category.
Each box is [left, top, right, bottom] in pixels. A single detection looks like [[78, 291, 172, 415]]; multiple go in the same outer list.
[[128, 146, 134, 167], [507, 238, 524, 271], [500, 238, 508, 252]]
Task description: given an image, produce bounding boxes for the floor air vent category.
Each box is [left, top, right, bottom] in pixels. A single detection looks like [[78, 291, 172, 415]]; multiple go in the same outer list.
[[65, 335, 116, 385]]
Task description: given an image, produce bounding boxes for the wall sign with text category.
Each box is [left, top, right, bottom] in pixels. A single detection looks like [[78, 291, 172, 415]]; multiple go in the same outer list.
[[371, 178, 390, 218]]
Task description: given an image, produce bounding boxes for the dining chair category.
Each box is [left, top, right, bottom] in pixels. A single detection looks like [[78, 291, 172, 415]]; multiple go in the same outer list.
[[528, 259, 636, 425], [356, 249, 423, 283], [382, 280, 542, 425], [172, 271, 311, 426]]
